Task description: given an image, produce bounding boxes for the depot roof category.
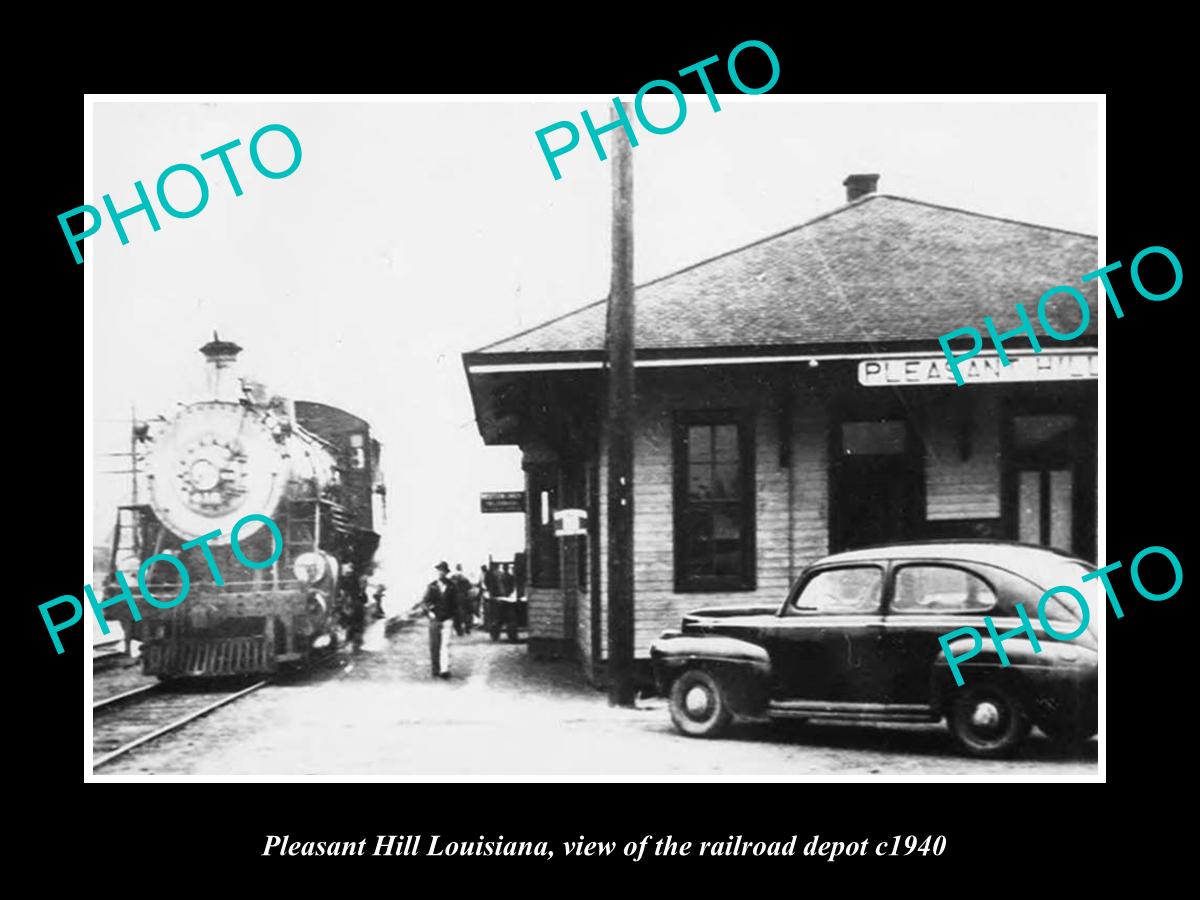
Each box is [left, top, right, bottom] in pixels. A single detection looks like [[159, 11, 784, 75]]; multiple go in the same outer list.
[[468, 194, 1098, 361]]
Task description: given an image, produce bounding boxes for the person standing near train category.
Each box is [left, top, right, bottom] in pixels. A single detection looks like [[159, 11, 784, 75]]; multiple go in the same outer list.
[[350, 573, 371, 652], [451, 563, 473, 635], [339, 563, 368, 653], [470, 566, 484, 628], [483, 562, 501, 637], [495, 563, 519, 643], [370, 583, 387, 620], [418, 562, 457, 678]]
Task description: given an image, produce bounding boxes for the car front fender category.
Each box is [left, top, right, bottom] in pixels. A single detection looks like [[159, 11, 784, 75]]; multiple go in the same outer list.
[[650, 634, 772, 718]]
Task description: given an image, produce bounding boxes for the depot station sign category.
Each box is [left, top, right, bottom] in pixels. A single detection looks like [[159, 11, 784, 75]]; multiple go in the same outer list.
[[857, 351, 1097, 387]]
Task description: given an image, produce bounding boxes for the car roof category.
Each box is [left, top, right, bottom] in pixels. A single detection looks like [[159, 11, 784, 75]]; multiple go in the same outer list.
[[816, 540, 1091, 569]]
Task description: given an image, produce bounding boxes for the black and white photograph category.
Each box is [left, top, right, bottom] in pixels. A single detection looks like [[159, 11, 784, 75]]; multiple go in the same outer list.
[[84, 96, 1101, 780]]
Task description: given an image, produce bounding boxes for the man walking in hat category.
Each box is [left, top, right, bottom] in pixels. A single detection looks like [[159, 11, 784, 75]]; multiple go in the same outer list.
[[418, 561, 458, 678]]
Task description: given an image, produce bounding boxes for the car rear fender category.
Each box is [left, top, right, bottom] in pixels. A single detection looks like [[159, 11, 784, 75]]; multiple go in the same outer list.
[[650, 635, 771, 718], [931, 638, 1097, 714]]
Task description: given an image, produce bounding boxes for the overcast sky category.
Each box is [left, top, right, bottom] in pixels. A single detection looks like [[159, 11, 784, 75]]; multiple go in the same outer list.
[[91, 98, 1099, 597]]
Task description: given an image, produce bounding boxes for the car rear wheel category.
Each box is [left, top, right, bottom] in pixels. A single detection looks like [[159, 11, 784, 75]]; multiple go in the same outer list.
[[947, 684, 1030, 758], [669, 669, 732, 738]]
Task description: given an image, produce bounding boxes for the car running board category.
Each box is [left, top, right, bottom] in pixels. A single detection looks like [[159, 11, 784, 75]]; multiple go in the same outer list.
[[768, 700, 939, 723]]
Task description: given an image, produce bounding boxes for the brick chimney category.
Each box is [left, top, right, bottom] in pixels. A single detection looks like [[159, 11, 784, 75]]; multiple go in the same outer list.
[[843, 173, 880, 202]]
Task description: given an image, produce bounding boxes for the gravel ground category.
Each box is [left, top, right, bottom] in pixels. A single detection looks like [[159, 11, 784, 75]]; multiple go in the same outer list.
[[92, 617, 1099, 777]]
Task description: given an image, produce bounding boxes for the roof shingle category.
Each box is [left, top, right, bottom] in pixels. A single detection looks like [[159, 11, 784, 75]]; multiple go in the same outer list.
[[474, 194, 1098, 356]]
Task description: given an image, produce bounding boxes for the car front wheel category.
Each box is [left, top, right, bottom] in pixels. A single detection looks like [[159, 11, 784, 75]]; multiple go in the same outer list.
[[947, 683, 1030, 758], [669, 669, 732, 738]]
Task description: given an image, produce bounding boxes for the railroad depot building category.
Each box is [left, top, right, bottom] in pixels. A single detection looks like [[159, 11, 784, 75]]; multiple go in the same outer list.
[[463, 176, 1098, 682]]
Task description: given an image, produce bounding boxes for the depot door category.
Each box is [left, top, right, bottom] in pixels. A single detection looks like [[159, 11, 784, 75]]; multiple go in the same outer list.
[[1005, 413, 1079, 555], [831, 419, 921, 552]]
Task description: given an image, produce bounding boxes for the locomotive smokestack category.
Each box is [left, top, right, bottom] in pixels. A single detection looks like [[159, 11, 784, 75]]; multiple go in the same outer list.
[[199, 331, 244, 400]]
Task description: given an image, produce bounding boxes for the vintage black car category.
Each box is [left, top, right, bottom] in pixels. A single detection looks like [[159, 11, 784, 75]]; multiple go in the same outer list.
[[649, 541, 1098, 757]]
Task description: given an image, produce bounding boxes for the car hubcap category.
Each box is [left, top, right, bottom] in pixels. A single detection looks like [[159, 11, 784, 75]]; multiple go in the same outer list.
[[684, 685, 713, 719], [971, 701, 1002, 731]]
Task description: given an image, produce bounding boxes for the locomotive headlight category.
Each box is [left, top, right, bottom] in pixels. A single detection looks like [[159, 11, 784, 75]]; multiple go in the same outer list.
[[293, 552, 327, 584]]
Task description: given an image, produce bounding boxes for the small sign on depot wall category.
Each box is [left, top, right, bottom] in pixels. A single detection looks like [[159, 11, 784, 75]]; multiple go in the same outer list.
[[554, 508, 588, 537], [480, 491, 525, 514]]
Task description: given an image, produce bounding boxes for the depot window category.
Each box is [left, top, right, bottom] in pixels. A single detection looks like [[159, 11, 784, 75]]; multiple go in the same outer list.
[[673, 411, 756, 592]]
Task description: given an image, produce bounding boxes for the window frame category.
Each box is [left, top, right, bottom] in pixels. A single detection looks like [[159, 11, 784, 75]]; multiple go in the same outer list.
[[885, 562, 999, 616], [784, 563, 885, 616], [826, 404, 924, 554], [999, 393, 1095, 560], [672, 409, 757, 593]]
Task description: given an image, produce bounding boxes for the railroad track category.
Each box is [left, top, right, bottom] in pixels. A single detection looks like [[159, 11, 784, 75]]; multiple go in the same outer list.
[[92, 679, 268, 770]]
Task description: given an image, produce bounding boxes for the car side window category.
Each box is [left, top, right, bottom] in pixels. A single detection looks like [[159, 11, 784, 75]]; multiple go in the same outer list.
[[891, 565, 996, 613], [792, 567, 882, 613]]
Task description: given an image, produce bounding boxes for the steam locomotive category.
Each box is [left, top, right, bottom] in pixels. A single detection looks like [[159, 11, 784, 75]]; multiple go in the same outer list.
[[105, 334, 385, 678]]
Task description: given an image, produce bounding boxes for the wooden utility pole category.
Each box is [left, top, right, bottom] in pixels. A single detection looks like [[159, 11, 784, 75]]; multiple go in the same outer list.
[[606, 103, 636, 707]]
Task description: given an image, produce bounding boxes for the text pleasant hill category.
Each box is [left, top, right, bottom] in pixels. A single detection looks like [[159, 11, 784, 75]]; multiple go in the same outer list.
[[858, 351, 1096, 387]]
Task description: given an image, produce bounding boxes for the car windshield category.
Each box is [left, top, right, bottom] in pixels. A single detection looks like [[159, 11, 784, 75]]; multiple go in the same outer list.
[[792, 567, 883, 614]]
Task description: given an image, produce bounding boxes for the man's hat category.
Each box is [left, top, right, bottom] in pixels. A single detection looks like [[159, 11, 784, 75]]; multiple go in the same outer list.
[[435, 561, 450, 573]]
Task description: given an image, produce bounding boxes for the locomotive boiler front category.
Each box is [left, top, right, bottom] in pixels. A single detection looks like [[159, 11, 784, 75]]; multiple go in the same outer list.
[[142, 336, 337, 545]]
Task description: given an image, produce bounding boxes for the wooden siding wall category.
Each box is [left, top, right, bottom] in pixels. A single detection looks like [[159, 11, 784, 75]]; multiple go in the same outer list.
[[575, 575, 592, 663], [922, 392, 1002, 520], [528, 586, 564, 637], [588, 371, 829, 661]]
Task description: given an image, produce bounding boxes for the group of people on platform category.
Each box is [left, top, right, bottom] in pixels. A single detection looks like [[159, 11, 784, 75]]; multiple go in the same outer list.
[[416, 560, 522, 679]]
